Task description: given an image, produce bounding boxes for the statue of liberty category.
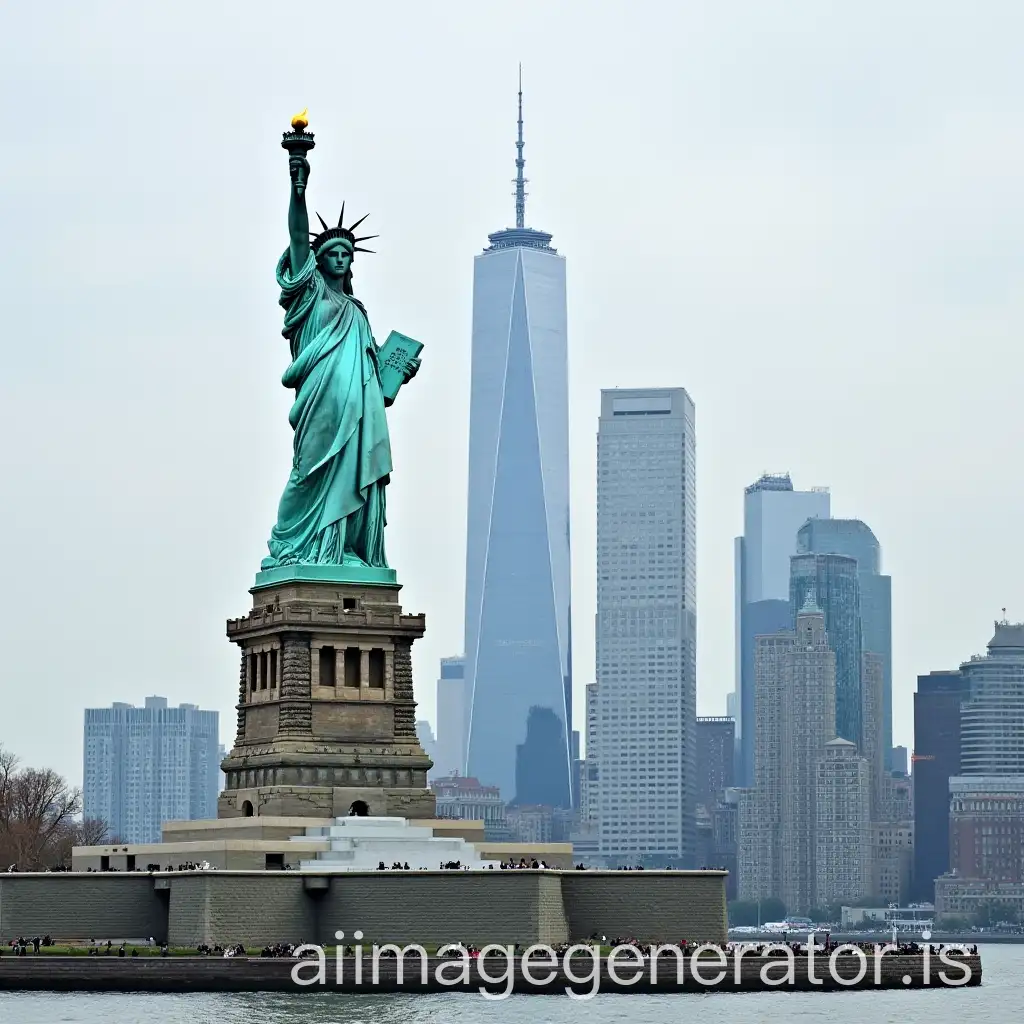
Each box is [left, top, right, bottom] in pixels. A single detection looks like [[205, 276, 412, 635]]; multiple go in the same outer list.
[[260, 115, 419, 576]]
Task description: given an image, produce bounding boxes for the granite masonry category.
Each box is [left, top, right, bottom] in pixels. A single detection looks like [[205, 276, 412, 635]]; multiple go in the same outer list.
[[219, 578, 436, 822], [0, 870, 728, 948]]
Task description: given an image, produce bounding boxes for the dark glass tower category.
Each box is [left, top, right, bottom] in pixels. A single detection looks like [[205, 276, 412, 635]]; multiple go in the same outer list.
[[796, 518, 893, 766], [789, 553, 861, 743], [912, 670, 968, 900]]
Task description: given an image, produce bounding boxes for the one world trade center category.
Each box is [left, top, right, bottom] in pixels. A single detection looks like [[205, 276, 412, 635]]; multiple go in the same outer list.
[[463, 77, 572, 808]]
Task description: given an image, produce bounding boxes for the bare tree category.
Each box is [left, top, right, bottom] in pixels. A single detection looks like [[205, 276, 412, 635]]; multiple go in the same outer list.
[[77, 817, 111, 846], [0, 747, 82, 869]]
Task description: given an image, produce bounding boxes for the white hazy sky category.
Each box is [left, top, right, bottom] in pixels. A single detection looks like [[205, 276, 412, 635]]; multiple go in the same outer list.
[[2, 1, 1023, 786]]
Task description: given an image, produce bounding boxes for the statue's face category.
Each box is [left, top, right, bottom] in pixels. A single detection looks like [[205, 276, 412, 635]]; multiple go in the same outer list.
[[319, 243, 353, 280]]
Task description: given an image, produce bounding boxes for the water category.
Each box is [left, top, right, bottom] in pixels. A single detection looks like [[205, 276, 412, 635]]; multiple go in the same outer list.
[[0, 944, 1015, 1023]]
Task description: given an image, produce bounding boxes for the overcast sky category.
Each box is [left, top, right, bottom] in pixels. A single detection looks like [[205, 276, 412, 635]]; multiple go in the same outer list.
[[2, 2, 1023, 786]]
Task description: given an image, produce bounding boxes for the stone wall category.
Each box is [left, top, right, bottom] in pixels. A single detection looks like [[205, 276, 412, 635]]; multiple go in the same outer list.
[[0, 870, 727, 947], [561, 872, 728, 942], [0, 875, 166, 941], [167, 874, 315, 947], [315, 872, 570, 946]]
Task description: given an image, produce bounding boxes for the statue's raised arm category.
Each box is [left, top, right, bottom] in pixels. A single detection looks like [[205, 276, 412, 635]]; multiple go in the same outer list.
[[287, 154, 311, 278]]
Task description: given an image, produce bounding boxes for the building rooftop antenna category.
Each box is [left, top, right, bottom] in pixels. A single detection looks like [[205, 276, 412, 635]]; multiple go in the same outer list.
[[514, 64, 528, 229]]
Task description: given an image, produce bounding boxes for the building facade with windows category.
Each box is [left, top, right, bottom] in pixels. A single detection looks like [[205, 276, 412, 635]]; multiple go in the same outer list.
[[695, 717, 735, 814], [595, 387, 696, 866], [83, 697, 220, 844], [735, 475, 830, 785], [789, 552, 862, 746], [913, 669, 968, 900], [815, 738, 871, 908], [797, 518, 893, 766]]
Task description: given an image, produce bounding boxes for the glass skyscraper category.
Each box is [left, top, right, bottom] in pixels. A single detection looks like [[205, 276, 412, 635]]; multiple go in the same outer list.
[[789, 553, 862, 744], [734, 474, 830, 785], [796, 517, 893, 765], [595, 387, 696, 866], [83, 696, 220, 844], [463, 82, 572, 807]]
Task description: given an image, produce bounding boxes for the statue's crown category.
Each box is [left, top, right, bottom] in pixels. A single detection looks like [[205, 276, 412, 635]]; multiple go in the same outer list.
[[311, 204, 377, 256]]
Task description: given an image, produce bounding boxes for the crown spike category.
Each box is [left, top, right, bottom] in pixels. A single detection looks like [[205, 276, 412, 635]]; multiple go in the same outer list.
[[515, 63, 527, 229], [353, 247, 375, 254], [347, 212, 371, 232], [337, 201, 346, 228], [316, 212, 330, 232], [353, 234, 379, 243]]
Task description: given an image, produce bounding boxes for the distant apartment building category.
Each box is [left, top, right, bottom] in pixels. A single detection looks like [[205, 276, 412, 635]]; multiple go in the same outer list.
[[933, 622, 1024, 915], [434, 655, 467, 779], [595, 388, 697, 867], [735, 474, 830, 785], [695, 717, 735, 813], [948, 775, 1024, 883], [870, 821, 914, 905], [430, 773, 506, 834], [505, 804, 576, 845], [881, 771, 913, 823], [815, 738, 871, 908], [83, 697, 220, 844]]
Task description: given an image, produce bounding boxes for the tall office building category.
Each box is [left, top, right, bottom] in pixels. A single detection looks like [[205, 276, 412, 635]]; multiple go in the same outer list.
[[815, 738, 871, 908], [739, 598, 836, 913], [735, 475, 830, 785], [83, 697, 220, 845], [959, 621, 1024, 775], [779, 600, 837, 915], [434, 655, 467, 779], [463, 79, 572, 808], [913, 669, 968, 900], [789, 552, 862, 745], [797, 518, 893, 766], [595, 387, 697, 867]]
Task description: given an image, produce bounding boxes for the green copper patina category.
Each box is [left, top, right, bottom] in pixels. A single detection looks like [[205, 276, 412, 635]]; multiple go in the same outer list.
[[256, 115, 420, 589]]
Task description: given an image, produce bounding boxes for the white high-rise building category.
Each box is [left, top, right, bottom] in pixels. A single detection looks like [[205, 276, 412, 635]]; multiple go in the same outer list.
[[735, 475, 830, 785], [83, 696, 220, 844], [595, 388, 696, 866], [434, 655, 467, 779], [581, 681, 600, 825]]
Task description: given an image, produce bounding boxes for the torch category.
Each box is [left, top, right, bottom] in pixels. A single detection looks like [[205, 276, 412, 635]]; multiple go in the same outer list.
[[282, 108, 315, 195]]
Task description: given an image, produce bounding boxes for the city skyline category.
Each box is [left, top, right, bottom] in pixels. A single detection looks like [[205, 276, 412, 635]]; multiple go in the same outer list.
[[4, 4, 1024, 786]]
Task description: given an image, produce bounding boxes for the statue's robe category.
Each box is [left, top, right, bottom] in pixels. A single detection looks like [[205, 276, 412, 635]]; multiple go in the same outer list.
[[262, 249, 391, 568]]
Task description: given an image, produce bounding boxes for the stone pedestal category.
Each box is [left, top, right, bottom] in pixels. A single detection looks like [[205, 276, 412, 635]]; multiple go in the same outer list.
[[218, 575, 435, 820]]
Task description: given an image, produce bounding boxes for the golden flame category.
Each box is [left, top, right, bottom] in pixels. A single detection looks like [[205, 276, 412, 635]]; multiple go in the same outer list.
[[291, 108, 309, 131]]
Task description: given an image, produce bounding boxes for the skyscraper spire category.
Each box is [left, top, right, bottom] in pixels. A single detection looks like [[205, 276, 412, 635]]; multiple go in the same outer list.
[[515, 64, 527, 229]]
